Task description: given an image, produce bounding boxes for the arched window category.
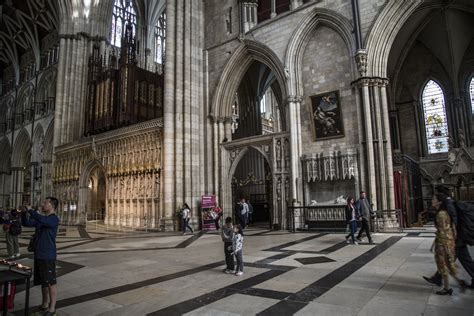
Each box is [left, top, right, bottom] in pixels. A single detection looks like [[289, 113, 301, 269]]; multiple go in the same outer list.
[[422, 80, 449, 154], [110, 0, 137, 47], [470, 76, 474, 113], [154, 11, 166, 65]]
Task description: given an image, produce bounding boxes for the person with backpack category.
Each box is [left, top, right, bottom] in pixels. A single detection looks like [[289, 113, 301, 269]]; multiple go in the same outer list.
[[4, 209, 21, 258], [423, 186, 474, 289]]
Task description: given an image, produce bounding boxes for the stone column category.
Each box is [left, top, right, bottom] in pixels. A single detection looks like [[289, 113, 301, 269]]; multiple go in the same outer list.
[[213, 120, 220, 195], [241, 0, 258, 32], [360, 80, 377, 209], [354, 87, 367, 191], [162, 0, 205, 231], [271, 0, 277, 18], [162, 0, 178, 229], [218, 120, 225, 201], [54, 35, 88, 146], [380, 81, 395, 209], [372, 79, 386, 210], [288, 96, 302, 203]]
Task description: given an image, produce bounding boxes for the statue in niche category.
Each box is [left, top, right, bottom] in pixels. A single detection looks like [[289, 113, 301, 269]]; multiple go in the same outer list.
[[146, 173, 153, 198], [91, 137, 98, 159], [155, 173, 160, 197], [284, 177, 289, 202], [276, 177, 282, 201], [276, 140, 282, 170], [139, 174, 145, 198], [119, 176, 125, 198], [283, 139, 290, 170]]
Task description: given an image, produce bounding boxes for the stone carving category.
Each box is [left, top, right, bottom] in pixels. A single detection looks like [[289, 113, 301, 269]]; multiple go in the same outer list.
[[458, 129, 466, 148], [303, 151, 356, 182], [311, 195, 346, 205], [52, 127, 163, 227], [276, 140, 282, 170], [283, 139, 290, 170], [276, 176, 282, 201], [355, 50, 367, 77]]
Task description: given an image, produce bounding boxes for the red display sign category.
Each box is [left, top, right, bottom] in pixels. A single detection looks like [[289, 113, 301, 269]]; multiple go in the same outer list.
[[201, 195, 216, 209], [201, 195, 217, 230]]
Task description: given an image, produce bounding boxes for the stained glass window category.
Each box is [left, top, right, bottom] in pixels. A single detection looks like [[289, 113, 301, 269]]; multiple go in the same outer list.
[[110, 0, 137, 48], [154, 12, 166, 64], [422, 80, 449, 154], [470, 77, 474, 113]]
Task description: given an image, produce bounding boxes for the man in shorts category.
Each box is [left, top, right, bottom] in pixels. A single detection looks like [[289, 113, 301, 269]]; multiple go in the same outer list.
[[21, 197, 60, 316]]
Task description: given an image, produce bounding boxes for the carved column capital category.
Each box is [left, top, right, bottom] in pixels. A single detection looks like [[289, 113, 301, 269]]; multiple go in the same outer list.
[[287, 95, 303, 103], [355, 50, 367, 77]]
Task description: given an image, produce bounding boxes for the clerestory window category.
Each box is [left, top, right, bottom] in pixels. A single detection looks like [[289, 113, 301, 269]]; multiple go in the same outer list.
[[110, 0, 137, 47], [154, 11, 166, 65]]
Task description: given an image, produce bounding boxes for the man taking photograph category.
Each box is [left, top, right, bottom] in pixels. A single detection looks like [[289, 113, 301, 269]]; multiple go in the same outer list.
[[21, 197, 60, 316]]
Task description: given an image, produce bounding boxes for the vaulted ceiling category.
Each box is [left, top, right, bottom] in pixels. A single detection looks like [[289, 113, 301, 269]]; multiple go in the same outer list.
[[388, 0, 474, 94], [0, 0, 59, 75], [0, 0, 165, 86]]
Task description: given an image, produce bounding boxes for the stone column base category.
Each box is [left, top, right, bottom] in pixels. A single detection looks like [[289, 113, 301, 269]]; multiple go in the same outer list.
[[160, 217, 178, 231]]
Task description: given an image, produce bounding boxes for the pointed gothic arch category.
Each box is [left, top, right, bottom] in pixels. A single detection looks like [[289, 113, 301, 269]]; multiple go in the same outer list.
[[365, 1, 423, 78], [285, 8, 356, 97], [32, 124, 45, 162], [12, 128, 31, 167], [211, 40, 288, 121], [0, 138, 11, 173]]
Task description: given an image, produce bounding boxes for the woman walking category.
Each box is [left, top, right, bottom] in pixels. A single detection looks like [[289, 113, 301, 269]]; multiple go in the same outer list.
[[430, 193, 465, 295], [181, 203, 194, 235], [345, 197, 359, 245]]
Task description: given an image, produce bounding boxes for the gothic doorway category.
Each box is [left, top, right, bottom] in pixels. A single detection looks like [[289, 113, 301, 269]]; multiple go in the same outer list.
[[86, 167, 107, 221], [231, 147, 272, 228], [78, 160, 107, 225], [219, 57, 291, 230]]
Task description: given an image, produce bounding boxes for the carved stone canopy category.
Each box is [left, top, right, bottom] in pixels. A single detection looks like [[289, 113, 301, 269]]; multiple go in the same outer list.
[[450, 147, 474, 175]]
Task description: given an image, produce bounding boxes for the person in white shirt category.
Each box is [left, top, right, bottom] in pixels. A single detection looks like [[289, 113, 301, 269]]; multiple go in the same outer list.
[[181, 203, 194, 235]]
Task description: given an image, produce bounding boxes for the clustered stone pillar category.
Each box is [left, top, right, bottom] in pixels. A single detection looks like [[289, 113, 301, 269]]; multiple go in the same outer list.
[[288, 95, 303, 205], [53, 35, 88, 147], [162, 0, 205, 231], [354, 77, 396, 212], [241, 0, 258, 33], [10, 167, 25, 208]]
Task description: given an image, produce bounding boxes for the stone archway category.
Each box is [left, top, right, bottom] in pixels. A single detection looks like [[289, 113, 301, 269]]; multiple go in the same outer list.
[[11, 129, 31, 207], [221, 133, 291, 230], [77, 160, 107, 225]]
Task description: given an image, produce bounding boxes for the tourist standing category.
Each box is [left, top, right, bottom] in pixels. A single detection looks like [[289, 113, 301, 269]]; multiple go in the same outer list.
[[345, 197, 359, 245], [247, 200, 254, 226], [429, 193, 465, 295], [5, 209, 21, 258], [21, 197, 60, 316], [236, 198, 249, 228], [213, 205, 223, 230], [355, 191, 375, 243], [232, 224, 244, 276], [181, 203, 194, 235], [423, 186, 474, 289], [221, 217, 234, 274]]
